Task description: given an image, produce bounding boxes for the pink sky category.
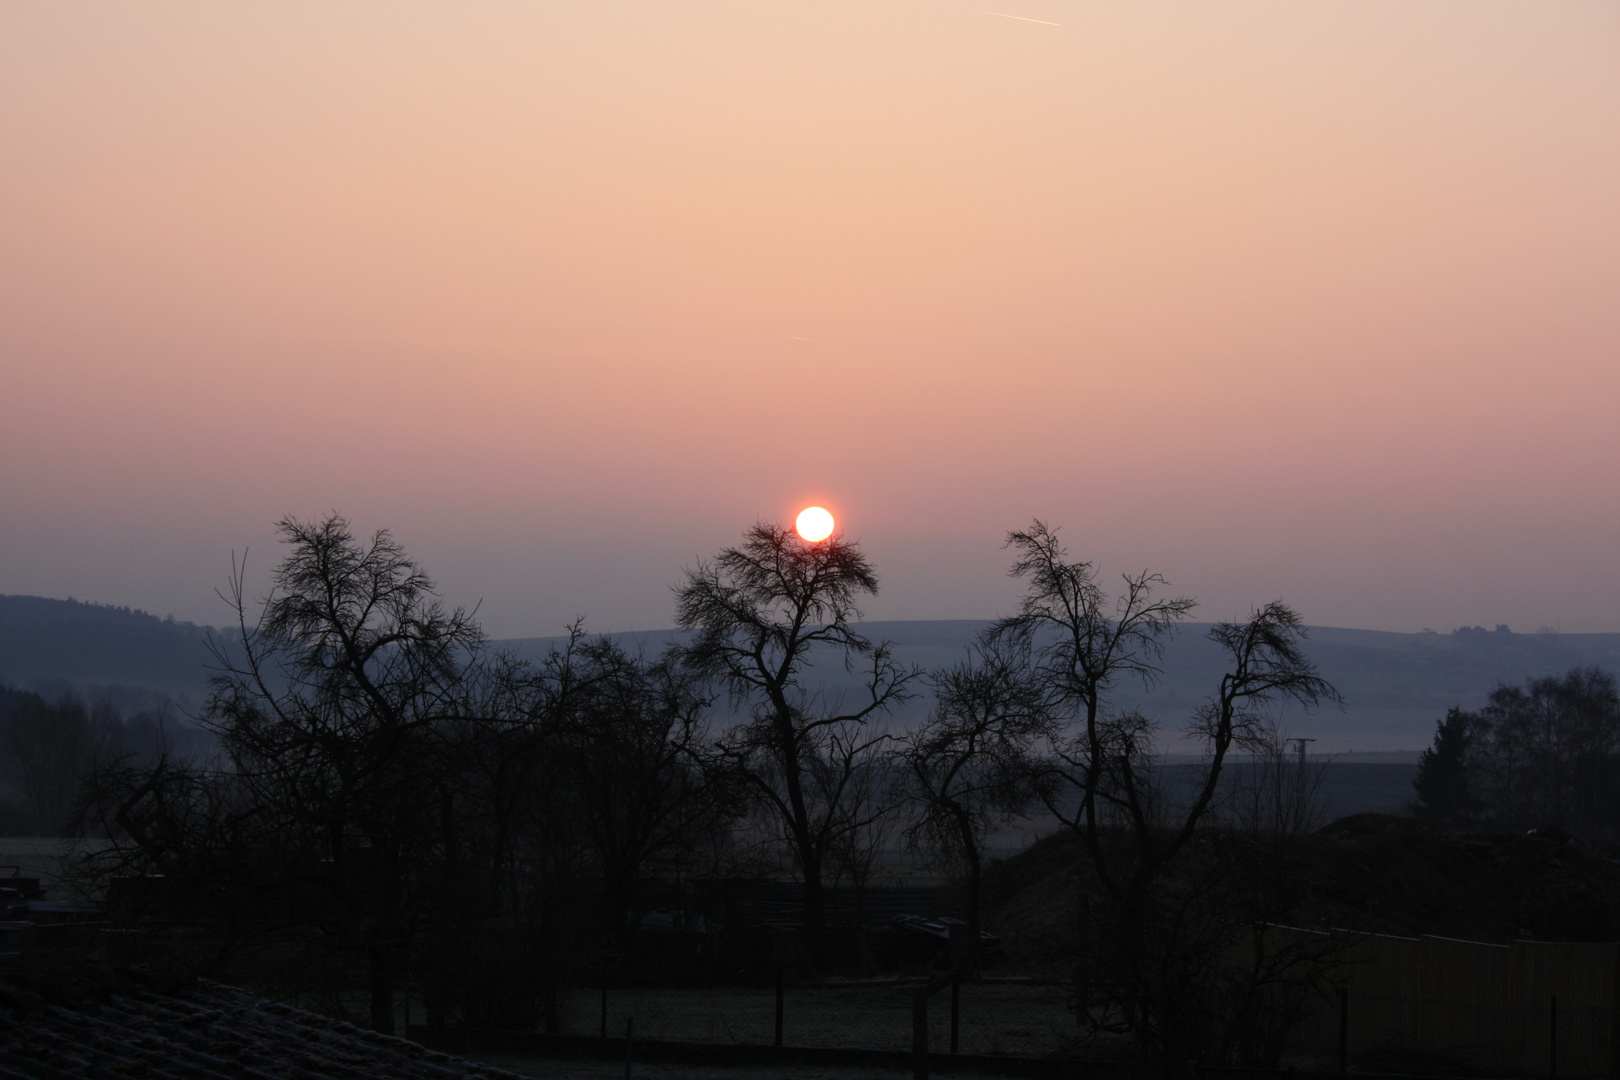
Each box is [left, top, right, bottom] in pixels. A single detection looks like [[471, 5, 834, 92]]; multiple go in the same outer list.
[[3, 2, 1618, 638]]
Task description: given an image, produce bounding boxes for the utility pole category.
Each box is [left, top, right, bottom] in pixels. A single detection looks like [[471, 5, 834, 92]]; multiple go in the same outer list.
[[1287, 737, 1317, 830]]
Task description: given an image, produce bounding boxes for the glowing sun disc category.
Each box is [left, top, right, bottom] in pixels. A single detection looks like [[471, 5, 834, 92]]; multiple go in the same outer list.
[[795, 506, 835, 542]]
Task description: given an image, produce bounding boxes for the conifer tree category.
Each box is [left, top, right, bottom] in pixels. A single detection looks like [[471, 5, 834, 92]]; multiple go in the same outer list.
[[1412, 707, 1478, 828]]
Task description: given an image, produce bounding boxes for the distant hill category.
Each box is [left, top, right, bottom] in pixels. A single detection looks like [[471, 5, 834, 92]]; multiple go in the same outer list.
[[1078, 620, 1620, 751], [500, 620, 1620, 751], [0, 595, 222, 708], [5, 595, 1619, 750]]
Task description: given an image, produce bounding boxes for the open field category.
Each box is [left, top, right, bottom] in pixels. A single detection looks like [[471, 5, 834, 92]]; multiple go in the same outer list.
[[981, 759, 1420, 857], [0, 837, 111, 900]]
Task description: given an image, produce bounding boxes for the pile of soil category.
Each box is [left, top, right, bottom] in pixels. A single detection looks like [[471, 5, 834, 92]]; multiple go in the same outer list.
[[1296, 813, 1620, 941], [974, 814, 1620, 973]]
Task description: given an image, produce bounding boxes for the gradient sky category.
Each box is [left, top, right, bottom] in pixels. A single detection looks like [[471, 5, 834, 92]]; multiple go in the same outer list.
[[3, 2, 1618, 639]]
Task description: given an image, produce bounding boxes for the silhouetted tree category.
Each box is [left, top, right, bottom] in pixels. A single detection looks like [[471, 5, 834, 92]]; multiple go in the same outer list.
[[1412, 707, 1479, 828], [205, 514, 484, 1032], [902, 631, 1045, 970], [550, 632, 730, 933], [74, 516, 741, 1032], [991, 521, 1340, 1069], [1467, 667, 1620, 837], [673, 522, 918, 965], [1204, 744, 1348, 1066], [73, 753, 274, 952]]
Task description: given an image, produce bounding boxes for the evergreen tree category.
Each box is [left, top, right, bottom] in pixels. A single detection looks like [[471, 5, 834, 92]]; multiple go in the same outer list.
[[1413, 707, 1477, 828]]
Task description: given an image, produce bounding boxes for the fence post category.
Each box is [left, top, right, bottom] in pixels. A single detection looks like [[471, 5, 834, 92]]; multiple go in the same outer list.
[[950, 975, 960, 1055], [625, 1016, 634, 1080], [774, 966, 785, 1049], [1550, 994, 1558, 1080], [1338, 986, 1349, 1073], [912, 991, 929, 1080]]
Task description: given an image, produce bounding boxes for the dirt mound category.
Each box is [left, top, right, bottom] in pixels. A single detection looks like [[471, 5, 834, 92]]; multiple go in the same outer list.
[[975, 814, 1620, 972], [1297, 813, 1620, 941]]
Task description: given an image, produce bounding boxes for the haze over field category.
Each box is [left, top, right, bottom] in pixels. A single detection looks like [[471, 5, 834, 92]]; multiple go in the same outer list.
[[2, 3, 1618, 640], [7, 594, 1620, 751]]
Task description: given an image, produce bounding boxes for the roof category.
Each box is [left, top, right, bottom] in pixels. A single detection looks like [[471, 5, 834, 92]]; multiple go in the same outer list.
[[0, 967, 525, 1080]]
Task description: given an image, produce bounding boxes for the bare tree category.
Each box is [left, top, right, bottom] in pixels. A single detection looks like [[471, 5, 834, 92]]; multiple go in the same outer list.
[[549, 632, 731, 934], [71, 515, 740, 1032], [988, 521, 1196, 850], [204, 514, 484, 1033], [1198, 744, 1354, 1066], [71, 753, 280, 959], [991, 521, 1339, 1068], [816, 733, 902, 898], [902, 632, 1046, 970], [673, 522, 919, 964]]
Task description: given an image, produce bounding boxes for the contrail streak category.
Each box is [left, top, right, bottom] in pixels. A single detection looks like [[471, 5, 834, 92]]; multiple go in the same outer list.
[[973, 10, 1062, 26], [786, 335, 811, 341]]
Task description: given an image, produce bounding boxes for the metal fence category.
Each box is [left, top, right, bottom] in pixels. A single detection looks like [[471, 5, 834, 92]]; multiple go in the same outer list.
[[572, 935, 1620, 1077], [560, 977, 1077, 1059]]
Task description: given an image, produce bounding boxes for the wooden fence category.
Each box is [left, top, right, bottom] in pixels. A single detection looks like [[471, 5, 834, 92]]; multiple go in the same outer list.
[[1288, 932, 1619, 1077]]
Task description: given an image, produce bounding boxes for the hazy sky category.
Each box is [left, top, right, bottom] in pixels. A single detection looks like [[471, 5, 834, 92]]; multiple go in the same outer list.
[[3, 2, 1618, 638]]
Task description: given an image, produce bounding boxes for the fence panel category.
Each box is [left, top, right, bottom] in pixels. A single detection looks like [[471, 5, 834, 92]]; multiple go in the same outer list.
[[1287, 932, 1618, 1078]]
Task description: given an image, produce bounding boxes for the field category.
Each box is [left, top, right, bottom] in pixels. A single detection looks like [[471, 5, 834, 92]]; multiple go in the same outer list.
[[980, 759, 1419, 857], [0, 837, 111, 900]]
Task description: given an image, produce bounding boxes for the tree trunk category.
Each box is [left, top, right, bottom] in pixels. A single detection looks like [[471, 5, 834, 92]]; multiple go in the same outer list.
[[776, 708, 825, 968], [800, 846, 826, 971], [963, 845, 982, 975], [368, 939, 397, 1034]]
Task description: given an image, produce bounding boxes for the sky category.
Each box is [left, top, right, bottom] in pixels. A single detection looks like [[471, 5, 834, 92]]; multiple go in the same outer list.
[[3, 2, 1618, 639]]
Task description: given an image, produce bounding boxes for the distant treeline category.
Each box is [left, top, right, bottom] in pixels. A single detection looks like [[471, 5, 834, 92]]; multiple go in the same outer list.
[[1413, 667, 1620, 838], [9, 591, 1620, 753], [0, 687, 212, 836], [0, 594, 227, 701]]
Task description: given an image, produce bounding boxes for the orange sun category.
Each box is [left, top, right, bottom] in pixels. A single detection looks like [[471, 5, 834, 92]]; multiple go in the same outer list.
[[795, 506, 835, 543]]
